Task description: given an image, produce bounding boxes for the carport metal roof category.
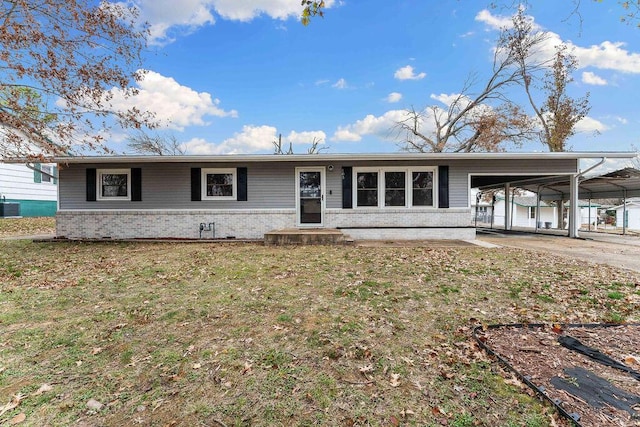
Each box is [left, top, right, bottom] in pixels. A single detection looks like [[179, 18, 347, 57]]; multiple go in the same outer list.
[[475, 167, 640, 200]]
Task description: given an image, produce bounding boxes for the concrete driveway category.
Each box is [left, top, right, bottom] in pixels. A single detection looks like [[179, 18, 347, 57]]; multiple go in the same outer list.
[[478, 230, 640, 273]]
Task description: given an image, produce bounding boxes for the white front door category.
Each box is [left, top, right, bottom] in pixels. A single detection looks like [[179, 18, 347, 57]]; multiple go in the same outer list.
[[296, 167, 325, 227]]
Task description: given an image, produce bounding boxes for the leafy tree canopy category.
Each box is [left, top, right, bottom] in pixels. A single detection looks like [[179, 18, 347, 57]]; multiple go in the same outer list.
[[0, 0, 156, 160]]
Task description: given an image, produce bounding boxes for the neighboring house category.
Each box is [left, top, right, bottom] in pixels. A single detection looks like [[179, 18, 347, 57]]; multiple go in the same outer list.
[[38, 152, 635, 240], [0, 162, 57, 217], [490, 196, 557, 229], [562, 201, 601, 228], [613, 198, 640, 230]]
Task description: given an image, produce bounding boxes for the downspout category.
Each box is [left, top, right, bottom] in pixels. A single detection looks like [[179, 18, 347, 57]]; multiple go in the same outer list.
[[490, 194, 495, 229], [588, 196, 592, 232], [475, 192, 481, 228], [570, 157, 607, 238], [510, 187, 516, 230]]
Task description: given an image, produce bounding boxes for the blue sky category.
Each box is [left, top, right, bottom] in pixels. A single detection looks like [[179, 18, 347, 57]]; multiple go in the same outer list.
[[108, 0, 640, 155]]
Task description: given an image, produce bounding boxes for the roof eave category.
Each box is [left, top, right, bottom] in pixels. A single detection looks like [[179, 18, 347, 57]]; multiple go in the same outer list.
[[32, 151, 639, 164]]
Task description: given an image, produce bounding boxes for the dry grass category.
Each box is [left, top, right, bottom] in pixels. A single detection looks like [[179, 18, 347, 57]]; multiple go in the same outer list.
[[0, 217, 55, 237], [0, 239, 639, 426]]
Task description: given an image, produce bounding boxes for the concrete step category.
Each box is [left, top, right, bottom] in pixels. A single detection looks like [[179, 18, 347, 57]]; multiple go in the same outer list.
[[264, 228, 352, 245]]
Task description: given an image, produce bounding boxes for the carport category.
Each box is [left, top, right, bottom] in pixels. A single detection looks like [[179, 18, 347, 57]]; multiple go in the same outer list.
[[472, 154, 640, 238]]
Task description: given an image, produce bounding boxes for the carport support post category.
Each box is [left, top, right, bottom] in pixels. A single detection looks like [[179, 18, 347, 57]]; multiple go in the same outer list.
[[569, 174, 579, 238], [535, 188, 541, 233], [504, 183, 511, 231], [623, 191, 627, 235]]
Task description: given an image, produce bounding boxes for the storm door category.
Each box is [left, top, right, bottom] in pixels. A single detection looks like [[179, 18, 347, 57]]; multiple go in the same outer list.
[[296, 168, 325, 226]]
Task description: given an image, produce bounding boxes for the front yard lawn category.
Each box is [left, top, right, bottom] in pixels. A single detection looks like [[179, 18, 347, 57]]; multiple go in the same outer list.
[[1, 240, 638, 426]]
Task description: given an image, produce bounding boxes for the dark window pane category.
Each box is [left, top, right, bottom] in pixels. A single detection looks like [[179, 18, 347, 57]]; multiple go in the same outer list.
[[299, 172, 321, 198], [102, 174, 128, 197], [207, 173, 233, 196], [412, 171, 433, 189], [385, 171, 405, 189], [385, 189, 405, 206], [357, 189, 378, 207], [412, 171, 433, 206], [385, 171, 405, 206], [356, 172, 378, 207], [356, 172, 377, 189], [413, 189, 433, 206]]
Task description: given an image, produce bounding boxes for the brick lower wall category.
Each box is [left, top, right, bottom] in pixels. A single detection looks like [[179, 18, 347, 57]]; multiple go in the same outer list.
[[56, 210, 296, 240], [56, 208, 475, 240], [326, 208, 475, 240]]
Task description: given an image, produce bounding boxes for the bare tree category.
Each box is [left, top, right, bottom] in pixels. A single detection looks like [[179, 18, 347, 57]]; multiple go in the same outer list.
[[273, 134, 329, 154], [126, 132, 185, 156], [505, 10, 590, 151], [0, 0, 155, 160], [394, 26, 543, 153]]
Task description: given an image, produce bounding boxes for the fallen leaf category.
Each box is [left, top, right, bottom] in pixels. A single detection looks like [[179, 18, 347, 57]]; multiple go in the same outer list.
[[389, 415, 400, 426], [32, 384, 52, 396], [242, 361, 252, 375], [431, 406, 446, 416], [192, 363, 201, 369], [389, 373, 401, 387], [9, 412, 25, 425], [359, 365, 374, 373], [86, 398, 104, 411], [91, 347, 103, 355]]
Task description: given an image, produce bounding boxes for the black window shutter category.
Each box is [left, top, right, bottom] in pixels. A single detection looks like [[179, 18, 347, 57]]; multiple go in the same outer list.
[[237, 167, 248, 201], [131, 168, 142, 201], [191, 168, 201, 201], [342, 166, 352, 209], [438, 166, 449, 208], [86, 168, 96, 202]]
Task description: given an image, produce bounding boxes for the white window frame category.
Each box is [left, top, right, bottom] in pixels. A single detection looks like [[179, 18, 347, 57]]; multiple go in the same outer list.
[[41, 165, 52, 183], [352, 167, 437, 208], [97, 168, 131, 201], [409, 168, 437, 207], [201, 168, 237, 201]]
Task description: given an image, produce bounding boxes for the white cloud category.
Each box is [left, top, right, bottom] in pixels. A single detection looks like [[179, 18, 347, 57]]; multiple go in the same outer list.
[[332, 78, 348, 89], [476, 9, 640, 74], [286, 130, 326, 144], [574, 41, 640, 74], [128, 0, 337, 44], [475, 7, 543, 31], [582, 71, 608, 86], [474, 9, 517, 30], [386, 92, 402, 103], [315, 79, 330, 86], [331, 110, 408, 142], [430, 92, 472, 108], [211, 0, 336, 22], [180, 137, 220, 154], [181, 126, 327, 154], [104, 70, 237, 131], [574, 116, 608, 133], [394, 65, 426, 81]]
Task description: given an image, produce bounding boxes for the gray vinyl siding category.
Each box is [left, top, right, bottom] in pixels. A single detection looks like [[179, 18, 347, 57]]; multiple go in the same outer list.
[[60, 162, 297, 210], [58, 158, 577, 211]]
